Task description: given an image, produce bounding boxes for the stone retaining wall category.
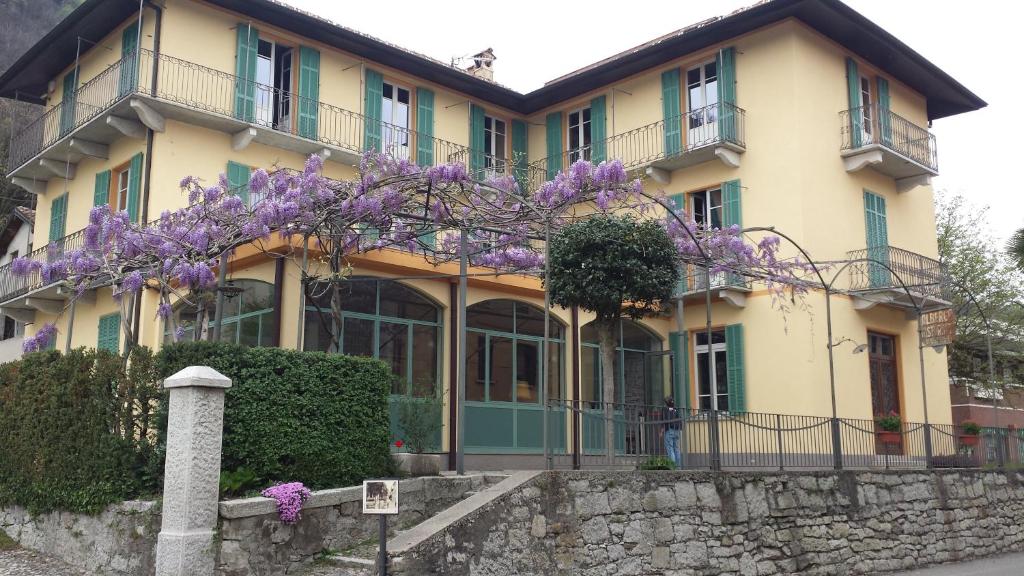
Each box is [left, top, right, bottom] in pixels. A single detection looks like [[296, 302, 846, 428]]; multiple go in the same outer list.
[[216, 474, 502, 575], [392, 470, 1024, 575], [0, 500, 160, 576]]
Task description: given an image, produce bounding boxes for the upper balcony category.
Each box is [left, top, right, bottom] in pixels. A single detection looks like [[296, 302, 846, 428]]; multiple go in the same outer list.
[[839, 104, 938, 192], [673, 263, 751, 309], [0, 227, 88, 322], [846, 245, 951, 313], [528, 102, 746, 189], [6, 49, 473, 188]]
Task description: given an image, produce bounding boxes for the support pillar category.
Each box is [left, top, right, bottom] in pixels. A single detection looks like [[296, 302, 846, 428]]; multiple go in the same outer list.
[[155, 366, 232, 576]]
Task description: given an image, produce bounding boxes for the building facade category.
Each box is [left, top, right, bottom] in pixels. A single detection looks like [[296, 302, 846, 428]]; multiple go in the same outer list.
[[0, 0, 984, 465], [0, 207, 34, 361]]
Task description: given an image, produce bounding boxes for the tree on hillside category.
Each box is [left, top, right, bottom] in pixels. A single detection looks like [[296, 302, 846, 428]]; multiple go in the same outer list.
[[546, 215, 679, 458]]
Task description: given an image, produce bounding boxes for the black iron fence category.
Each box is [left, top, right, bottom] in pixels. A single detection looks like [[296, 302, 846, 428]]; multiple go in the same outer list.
[[847, 245, 950, 301], [547, 399, 1013, 471], [840, 103, 938, 172], [528, 103, 746, 188]]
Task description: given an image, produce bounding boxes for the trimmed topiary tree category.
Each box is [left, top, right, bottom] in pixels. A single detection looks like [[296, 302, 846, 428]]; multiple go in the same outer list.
[[546, 215, 679, 459]]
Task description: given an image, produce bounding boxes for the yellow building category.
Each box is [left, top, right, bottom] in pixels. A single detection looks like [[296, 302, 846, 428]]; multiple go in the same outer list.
[[0, 0, 984, 467]]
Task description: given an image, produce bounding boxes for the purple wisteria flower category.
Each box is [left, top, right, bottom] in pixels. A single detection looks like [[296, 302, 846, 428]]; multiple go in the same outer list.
[[23, 323, 58, 353]]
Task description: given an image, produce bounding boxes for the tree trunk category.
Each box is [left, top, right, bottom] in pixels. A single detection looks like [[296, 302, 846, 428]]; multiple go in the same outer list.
[[596, 318, 618, 464]]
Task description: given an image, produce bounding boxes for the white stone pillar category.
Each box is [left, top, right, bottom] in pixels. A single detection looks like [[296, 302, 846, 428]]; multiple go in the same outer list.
[[155, 366, 232, 576]]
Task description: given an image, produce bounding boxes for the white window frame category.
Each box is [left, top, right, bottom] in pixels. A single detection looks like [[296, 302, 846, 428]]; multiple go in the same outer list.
[[690, 187, 723, 231], [484, 114, 507, 175], [694, 330, 729, 412], [115, 167, 130, 212], [567, 106, 592, 163], [381, 81, 412, 159], [686, 60, 719, 135], [859, 75, 874, 140]]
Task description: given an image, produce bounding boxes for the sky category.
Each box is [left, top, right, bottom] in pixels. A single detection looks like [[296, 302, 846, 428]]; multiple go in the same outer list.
[[281, 0, 1021, 243]]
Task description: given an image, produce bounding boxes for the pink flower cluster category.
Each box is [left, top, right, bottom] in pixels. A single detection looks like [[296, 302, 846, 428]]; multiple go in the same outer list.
[[261, 482, 311, 524]]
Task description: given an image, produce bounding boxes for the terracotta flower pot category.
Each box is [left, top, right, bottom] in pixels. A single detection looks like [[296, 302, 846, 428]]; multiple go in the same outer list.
[[959, 435, 979, 447], [877, 430, 901, 445]]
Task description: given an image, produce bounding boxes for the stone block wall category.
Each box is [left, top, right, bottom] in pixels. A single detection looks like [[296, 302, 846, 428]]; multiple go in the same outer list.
[[216, 474, 503, 575], [392, 470, 1024, 575], [0, 500, 160, 576]]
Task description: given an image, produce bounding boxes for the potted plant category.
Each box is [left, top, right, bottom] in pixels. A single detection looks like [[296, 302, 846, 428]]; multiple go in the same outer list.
[[392, 384, 444, 477], [875, 412, 902, 445], [959, 420, 981, 446]]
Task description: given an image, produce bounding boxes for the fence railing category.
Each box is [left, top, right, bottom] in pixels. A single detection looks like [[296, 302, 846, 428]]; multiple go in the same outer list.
[[0, 227, 87, 304], [547, 399, 1011, 471], [840, 103, 938, 172], [675, 264, 749, 296], [847, 245, 950, 302], [528, 102, 746, 187]]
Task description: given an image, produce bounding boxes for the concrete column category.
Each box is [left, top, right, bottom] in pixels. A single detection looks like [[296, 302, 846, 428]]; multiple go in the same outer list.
[[155, 366, 232, 576]]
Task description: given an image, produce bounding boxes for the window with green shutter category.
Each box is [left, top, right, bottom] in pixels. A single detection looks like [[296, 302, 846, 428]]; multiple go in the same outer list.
[[119, 20, 141, 98], [98, 313, 120, 353], [589, 95, 607, 164], [723, 180, 742, 285], [469, 104, 486, 175], [227, 161, 251, 206], [661, 68, 682, 157], [94, 170, 112, 207], [297, 46, 320, 140], [364, 69, 384, 152], [876, 77, 891, 146], [716, 47, 737, 142], [668, 193, 689, 294], [669, 331, 690, 409], [49, 194, 68, 243], [234, 23, 258, 122], [725, 323, 745, 413], [845, 57, 862, 148], [60, 67, 78, 137], [127, 153, 143, 222], [864, 190, 890, 287], [415, 87, 435, 166], [511, 119, 528, 191], [545, 112, 562, 179]]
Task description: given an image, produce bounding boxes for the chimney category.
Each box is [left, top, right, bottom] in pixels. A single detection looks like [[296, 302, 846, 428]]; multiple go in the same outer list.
[[465, 48, 495, 81]]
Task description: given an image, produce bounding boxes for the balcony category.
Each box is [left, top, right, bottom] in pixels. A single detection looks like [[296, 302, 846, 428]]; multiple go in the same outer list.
[[0, 228, 89, 321], [840, 104, 938, 191], [674, 264, 750, 308], [846, 245, 951, 312], [7, 49, 472, 187], [528, 102, 746, 189]]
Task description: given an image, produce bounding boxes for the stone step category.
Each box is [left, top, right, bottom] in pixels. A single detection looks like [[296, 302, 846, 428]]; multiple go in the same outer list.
[[319, 554, 375, 576]]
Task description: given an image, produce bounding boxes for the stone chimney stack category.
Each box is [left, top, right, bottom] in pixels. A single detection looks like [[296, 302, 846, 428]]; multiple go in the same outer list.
[[465, 48, 496, 81]]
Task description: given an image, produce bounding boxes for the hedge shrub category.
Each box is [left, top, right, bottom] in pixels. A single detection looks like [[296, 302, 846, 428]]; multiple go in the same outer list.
[[0, 348, 161, 514], [156, 341, 392, 490]]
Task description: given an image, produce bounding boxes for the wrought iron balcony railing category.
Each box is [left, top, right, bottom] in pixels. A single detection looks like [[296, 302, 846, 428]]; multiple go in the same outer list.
[[846, 245, 950, 304], [840, 103, 938, 173], [528, 102, 746, 187], [0, 228, 87, 304], [7, 49, 472, 176], [674, 264, 749, 297]]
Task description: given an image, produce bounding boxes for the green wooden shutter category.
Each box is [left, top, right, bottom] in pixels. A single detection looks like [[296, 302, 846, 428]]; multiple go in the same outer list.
[[669, 193, 689, 294], [234, 23, 258, 122], [98, 313, 120, 354], [864, 190, 890, 288], [661, 68, 682, 157], [876, 77, 891, 146], [590, 95, 607, 164], [545, 112, 563, 179], [127, 152, 143, 222], [845, 58, 862, 148], [469, 104, 486, 176], [298, 46, 320, 140], [49, 194, 68, 242], [227, 161, 251, 205], [725, 324, 745, 413], [716, 47, 737, 142], [670, 331, 691, 409], [511, 119, 528, 191], [364, 69, 384, 152], [119, 20, 141, 97], [415, 88, 435, 167], [93, 170, 111, 207], [723, 180, 743, 286], [60, 68, 78, 136]]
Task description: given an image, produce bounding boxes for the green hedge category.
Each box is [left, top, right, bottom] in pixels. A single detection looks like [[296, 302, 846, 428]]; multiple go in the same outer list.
[[156, 341, 392, 490], [0, 348, 161, 514]]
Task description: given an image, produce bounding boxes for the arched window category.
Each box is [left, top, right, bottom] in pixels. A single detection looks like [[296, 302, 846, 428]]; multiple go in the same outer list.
[[581, 319, 663, 406], [303, 277, 441, 397], [165, 279, 276, 347], [465, 299, 564, 404]]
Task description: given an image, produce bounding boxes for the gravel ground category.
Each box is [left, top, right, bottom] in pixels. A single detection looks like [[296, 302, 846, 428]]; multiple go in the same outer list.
[[0, 548, 87, 576]]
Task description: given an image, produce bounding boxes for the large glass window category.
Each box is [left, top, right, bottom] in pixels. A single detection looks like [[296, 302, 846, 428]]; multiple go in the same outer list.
[[466, 300, 564, 403], [690, 188, 723, 230], [695, 329, 729, 411], [687, 61, 718, 144], [568, 107, 592, 164], [484, 115, 506, 175], [165, 279, 276, 347], [581, 319, 661, 406], [382, 82, 411, 160], [303, 277, 441, 397]]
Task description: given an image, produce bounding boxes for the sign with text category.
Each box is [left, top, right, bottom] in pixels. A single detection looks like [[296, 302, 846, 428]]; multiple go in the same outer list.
[[362, 479, 399, 515], [920, 308, 956, 348]]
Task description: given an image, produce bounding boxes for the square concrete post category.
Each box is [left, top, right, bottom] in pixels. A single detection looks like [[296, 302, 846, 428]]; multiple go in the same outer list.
[[155, 366, 232, 576]]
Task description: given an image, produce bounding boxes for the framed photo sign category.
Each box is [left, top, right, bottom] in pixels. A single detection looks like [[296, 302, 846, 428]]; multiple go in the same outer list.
[[362, 479, 399, 515]]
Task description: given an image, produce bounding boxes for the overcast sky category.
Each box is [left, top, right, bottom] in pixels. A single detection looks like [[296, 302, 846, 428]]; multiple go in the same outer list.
[[282, 0, 1019, 243]]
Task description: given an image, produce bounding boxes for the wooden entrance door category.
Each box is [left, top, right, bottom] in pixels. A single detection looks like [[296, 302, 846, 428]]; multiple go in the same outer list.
[[868, 332, 900, 454]]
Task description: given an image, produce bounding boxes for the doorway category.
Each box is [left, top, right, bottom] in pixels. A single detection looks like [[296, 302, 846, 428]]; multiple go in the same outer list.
[[254, 39, 293, 130], [868, 332, 900, 453]]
